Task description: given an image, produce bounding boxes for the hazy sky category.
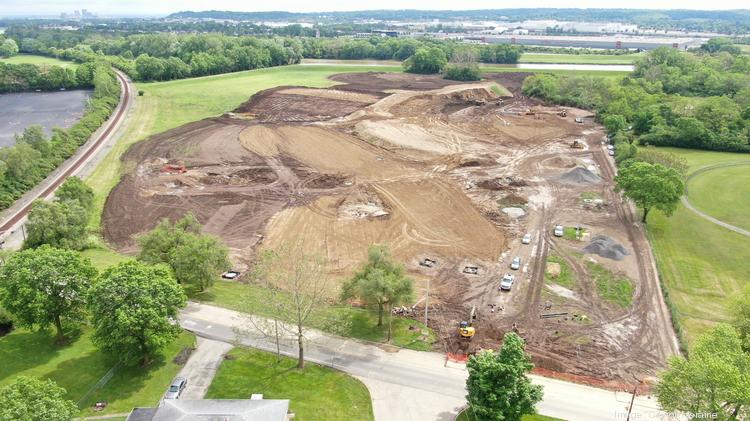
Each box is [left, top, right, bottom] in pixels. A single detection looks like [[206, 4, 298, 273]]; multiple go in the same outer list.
[[1, 0, 748, 17]]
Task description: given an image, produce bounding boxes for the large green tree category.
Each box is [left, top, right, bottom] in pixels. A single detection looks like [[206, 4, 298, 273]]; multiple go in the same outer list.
[[466, 332, 543, 421], [656, 324, 750, 420], [55, 177, 94, 212], [732, 286, 750, 353], [615, 161, 684, 223], [403, 47, 448, 74], [340, 245, 414, 340], [24, 200, 89, 250], [138, 213, 229, 292], [88, 261, 186, 366], [0, 245, 96, 342], [0, 376, 77, 421]]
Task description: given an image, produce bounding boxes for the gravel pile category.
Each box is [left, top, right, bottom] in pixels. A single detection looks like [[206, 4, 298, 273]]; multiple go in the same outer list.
[[556, 167, 601, 185], [582, 235, 630, 261]]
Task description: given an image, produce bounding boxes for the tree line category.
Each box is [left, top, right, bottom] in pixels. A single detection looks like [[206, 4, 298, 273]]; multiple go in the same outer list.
[[0, 61, 95, 93], [0, 62, 119, 211], [523, 47, 750, 154]]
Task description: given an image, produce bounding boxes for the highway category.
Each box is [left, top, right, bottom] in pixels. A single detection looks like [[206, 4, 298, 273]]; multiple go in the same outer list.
[[0, 69, 134, 248], [181, 302, 668, 421]]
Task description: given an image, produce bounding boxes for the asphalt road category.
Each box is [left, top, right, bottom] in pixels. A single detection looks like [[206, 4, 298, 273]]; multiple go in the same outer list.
[[181, 302, 668, 421]]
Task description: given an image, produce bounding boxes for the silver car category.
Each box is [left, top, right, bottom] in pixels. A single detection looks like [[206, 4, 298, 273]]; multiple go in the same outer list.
[[165, 377, 187, 399], [521, 233, 532, 244], [510, 257, 521, 270], [500, 274, 515, 291], [554, 225, 564, 237]]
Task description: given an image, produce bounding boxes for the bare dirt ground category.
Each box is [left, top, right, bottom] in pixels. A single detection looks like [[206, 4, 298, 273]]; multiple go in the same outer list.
[[102, 71, 676, 386]]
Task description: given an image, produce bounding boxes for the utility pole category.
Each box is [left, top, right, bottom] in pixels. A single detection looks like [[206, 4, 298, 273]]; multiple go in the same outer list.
[[625, 386, 638, 421]]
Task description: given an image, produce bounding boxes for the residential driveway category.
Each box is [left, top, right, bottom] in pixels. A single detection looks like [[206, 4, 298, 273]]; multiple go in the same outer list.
[[178, 336, 233, 399]]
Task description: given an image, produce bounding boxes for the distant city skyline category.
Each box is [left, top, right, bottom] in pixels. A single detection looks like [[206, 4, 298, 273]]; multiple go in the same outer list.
[[1, 0, 748, 17]]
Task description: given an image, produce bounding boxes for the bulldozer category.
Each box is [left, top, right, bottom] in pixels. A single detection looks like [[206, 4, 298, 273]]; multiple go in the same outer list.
[[558, 110, 568, 117], [458, 305, 477, 339], [570, 140, 584, 149]]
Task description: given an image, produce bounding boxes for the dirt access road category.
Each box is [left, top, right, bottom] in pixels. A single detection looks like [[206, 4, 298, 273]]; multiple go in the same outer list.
[[103, 71, 677, 385], [0, 69, 134, 249]]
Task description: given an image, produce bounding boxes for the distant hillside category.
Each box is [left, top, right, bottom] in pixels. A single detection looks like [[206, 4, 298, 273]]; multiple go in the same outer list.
[[167, 9, 750, 33]]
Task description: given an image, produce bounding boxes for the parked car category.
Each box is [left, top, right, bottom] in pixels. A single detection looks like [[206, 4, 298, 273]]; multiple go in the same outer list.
[[575, 117, 583, 123], [222, 271, 240, 280], [510, 257, 521, 270], [606, 145, 614, 150], [165, 377, 187, 399], [608, 150, 615, 156], [521, 233, 532, 244], [500, 274, 515, 291], [554, 225, 564, 237]]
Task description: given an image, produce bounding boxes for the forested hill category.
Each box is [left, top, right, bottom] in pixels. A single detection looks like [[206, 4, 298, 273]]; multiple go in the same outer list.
[[168, 9, 750, 33]]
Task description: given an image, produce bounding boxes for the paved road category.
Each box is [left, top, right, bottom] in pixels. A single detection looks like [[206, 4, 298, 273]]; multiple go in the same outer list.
[[177, 337, 233, 399], [180, 303, 667, 421], [0, 69, 134, 249], [681, 161, 750, 238]]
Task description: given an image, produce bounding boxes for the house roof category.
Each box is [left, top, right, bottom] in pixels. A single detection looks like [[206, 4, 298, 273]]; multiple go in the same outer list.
[[127, 399, 290, 421]]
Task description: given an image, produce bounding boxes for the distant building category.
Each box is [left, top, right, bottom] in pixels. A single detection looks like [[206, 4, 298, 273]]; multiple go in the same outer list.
[[126, 399, 292, 421]]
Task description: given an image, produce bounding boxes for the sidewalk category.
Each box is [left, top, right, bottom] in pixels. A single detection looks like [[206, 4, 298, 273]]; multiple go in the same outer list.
[[177, 337, 233, 399]]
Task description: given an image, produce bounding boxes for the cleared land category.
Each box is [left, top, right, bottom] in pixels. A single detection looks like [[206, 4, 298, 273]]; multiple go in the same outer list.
[[0, 328, 194, 417], [0, 54, 77, 68], [100, 69, 673, 385], [647, 147, 750, 343], [519, 53, 641, 64], [206, 347, 373, 420]]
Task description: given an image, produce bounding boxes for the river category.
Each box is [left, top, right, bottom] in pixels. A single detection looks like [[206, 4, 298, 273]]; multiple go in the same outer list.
[[300, 59, 634, 72], [0, 89, 92, 147]]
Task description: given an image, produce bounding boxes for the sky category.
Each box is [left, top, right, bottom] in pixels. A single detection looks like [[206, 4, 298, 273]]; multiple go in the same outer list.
[[1, 0, 748, 17]]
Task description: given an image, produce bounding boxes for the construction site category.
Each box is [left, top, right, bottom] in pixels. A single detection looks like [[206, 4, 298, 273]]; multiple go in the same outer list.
[[102, 71, 677, 387]]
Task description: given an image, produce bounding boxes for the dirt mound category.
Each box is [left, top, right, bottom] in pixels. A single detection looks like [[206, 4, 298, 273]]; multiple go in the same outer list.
[[234, 86, 367, 122], [201, 167, 277, 185], [305, 173, 350, 189], [481, 72, 535, 95], [556, 167, 601, 185], [583, 235, 630, 261], [477, 176, 527, 191], [329, 72, 473, 92]]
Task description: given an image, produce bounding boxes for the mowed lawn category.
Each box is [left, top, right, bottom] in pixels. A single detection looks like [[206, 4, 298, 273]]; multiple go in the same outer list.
[[519, 52, 641, 64], [646, 147, 750, 343], [206, 347, 373, 421], [688, 164, 750, 231], [0, 328, 194, 416], [0, 53, 77, 68]]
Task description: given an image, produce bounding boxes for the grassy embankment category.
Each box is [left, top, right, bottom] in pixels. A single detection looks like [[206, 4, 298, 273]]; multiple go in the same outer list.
[[206, 347, 373, 421], [646, 147, 750, 344], [519, 52, 641, 65], [457, 408, 564, 421], [0, 54, 77, 68], [0, 328, 194, 417], [81, 64, 435, 351]]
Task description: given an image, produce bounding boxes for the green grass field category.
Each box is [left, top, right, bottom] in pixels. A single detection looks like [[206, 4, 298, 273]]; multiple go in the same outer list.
[[687, 164, 750, 232], [0, 54, 77, 68], [519, 52, 641, 64], [646, 147, 750, 343], [206, 347, 373, 421], [587, 262, 634, 308], [0, 328, 194, 416], [545, 254, 575, 289], [193, 280, 436, 351]]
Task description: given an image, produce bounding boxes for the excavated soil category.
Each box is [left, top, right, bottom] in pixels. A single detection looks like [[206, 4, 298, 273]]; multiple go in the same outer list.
[[102, 72, 676, 385]]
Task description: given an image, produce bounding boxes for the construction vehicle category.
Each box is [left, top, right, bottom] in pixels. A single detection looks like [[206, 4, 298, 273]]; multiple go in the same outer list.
[[558, 110, 567, 117], [458, 305, 477, 339], [570, 140, 584, 149], [161, 161, 187, 174]]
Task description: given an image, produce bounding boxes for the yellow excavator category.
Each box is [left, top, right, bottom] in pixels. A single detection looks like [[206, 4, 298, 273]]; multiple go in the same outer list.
[[458, 305, 477, 339]]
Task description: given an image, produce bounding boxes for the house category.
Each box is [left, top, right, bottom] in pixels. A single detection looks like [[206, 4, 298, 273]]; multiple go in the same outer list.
[[126, 398, 292, 421]]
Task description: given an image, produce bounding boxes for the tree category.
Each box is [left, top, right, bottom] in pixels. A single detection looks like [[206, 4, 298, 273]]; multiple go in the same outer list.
[[0, 39, 19, 57], [24, 200, 88, 250], [732, 286, 750, 353], [403, 47, 448, 74], [466, 332, 543, 421], [615, 161, 684, 223], [55, 177, 94, 212], [340, 245, 414, 341], [138, 213, 229, 292], [656, 324, 750, 420], [0, 245, 96, 342], [634, 149, 689, 178], [443, 48, 481, 81], [88, 261, 186, 366], [250, 244, 330, 368], [0, 376, 77, 421], [602, 114, 627, 135]]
